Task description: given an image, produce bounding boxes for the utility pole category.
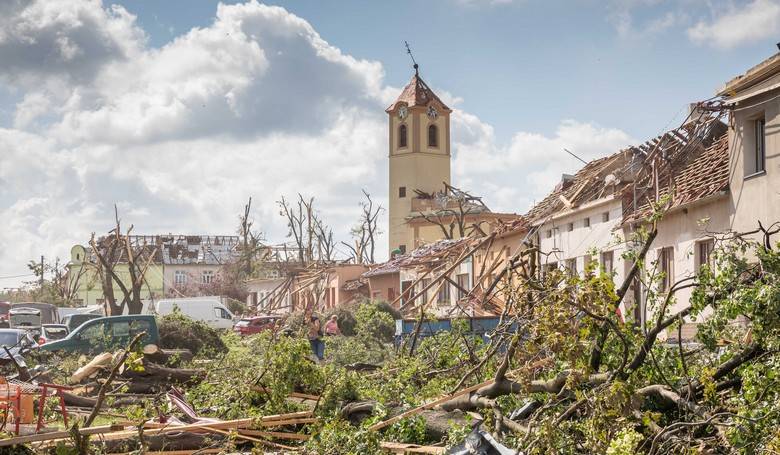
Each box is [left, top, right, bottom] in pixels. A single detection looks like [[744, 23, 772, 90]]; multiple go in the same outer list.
[[39, 255, 44, 288]]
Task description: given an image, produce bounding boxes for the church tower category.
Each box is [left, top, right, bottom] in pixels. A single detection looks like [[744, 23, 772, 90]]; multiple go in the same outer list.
[[386, 67, 452, 255]]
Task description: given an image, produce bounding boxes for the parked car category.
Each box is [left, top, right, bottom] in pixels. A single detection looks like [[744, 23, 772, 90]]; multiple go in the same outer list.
[[233, 315, 284, 336], [9, 307, 42, 330], [0, 329, 37, 368], [39, 315, 159, 354], [152, 297, 234, 330], [0, 301, 10, 328], [10, 302, 59, 324], [38, 324, 70, 344], [61, 313, 102, 332]]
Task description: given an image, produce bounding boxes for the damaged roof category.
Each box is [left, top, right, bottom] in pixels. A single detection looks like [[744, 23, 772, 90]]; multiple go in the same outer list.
[[91, 235, 240, 265], [622, 129, 730, 224], [363, 238, 473, 277], [524, 151, 630, 225], [386, 73, 451, 113]]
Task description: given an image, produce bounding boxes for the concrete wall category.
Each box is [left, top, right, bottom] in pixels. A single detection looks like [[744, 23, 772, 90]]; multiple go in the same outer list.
[[727, 76, 780, 234], [366, 273, 399, 303], [536, 198, 627, 289], [641, 196, 730, 329]]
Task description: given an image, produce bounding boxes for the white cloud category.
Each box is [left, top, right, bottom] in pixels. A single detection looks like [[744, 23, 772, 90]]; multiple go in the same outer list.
[[688, 0, 780, 49], [452, 115, 636, 213], [0, 0, 635, 288]]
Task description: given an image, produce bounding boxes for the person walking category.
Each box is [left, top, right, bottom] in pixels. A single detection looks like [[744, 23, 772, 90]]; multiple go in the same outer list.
[[324, 314, 341, 336], [307, 314, 324, 361]]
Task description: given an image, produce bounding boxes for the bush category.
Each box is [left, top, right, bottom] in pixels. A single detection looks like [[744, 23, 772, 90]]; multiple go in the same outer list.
[[158, 311, 227, 356]]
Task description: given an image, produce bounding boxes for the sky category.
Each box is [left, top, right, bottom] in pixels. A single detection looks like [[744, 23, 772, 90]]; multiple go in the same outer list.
[[0, 0, 778, 288]]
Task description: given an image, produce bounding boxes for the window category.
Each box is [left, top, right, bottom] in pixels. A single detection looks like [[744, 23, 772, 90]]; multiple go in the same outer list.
[[659, 247, 674, 292], [567, 222, 574, 232], [602, 212, 610, 222], [566, 259, 577, 277], [174, 270, 187, 285], [388, 288, 396, 301], [543, 262, 558, 277], [584, 217, 590, 227], [399, 186, 406, 198], [398, 244, 406, 254], [399, 124, 408, 148], [400, 280, 413, 305], [546, 230, 552, 238], [420, 278, 431, 301], [456, 273, 469, 299], [696, 239, 715, 272], [201, 270, 214, 284], [600, 251, 614, 274], [750, 117, 766, 175], [437, 281, 450, 304], [428, 124, 438, 147], [112, 322, 130, 337], [214, 307, 231, 319]]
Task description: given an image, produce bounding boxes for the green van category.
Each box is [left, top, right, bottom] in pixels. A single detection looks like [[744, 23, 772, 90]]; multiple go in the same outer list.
[[39, 315, 159, 354]]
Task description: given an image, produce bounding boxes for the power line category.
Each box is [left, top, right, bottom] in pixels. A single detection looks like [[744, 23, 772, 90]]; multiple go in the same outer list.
[[0, 273, 36, 280]]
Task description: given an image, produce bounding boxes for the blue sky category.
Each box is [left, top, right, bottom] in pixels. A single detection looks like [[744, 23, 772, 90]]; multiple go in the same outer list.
[[0, 0, 778, 286], [120, 0, 775, 141]]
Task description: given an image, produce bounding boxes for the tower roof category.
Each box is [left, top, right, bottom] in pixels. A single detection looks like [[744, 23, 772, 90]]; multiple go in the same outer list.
[[386, 73, 451, 113]]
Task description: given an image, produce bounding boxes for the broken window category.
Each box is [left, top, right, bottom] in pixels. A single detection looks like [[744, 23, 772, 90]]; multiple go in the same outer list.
[[696, 239, 715, 272], [456, 273, 469, 299], [437, 281, 450, 304], [659, 247, 674, 293], [428, 124, 438, 147], [399, 124, 408, 148], [399, 186, 406, 198]]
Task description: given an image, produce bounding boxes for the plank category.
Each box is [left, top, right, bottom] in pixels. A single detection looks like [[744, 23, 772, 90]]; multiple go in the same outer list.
[[239, 429, 310, 441], [0, 424, 126, 447], [381, 441, 446, 454], [258, 417, 319, 427], [368, 379, 495, 431]]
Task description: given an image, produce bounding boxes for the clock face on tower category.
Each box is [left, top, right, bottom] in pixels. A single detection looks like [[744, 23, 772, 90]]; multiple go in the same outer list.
[[427, 105, 438, 120], [398, 106, 408, 120]]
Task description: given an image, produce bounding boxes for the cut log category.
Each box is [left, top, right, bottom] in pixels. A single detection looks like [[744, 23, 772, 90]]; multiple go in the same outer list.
[[121, 361, 205, 386], [97, 431, 225, 453], [142, 344, 194, 365], [69, 352, 114, 384]]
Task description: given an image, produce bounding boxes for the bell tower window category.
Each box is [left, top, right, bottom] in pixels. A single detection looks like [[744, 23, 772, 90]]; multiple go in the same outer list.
[[428, 124, 438, 147], [399, 124, 408, 148]]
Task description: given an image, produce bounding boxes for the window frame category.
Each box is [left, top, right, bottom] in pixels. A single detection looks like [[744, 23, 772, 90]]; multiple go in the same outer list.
[[399, 124, 408, 149], [658, 247, 674, 293], [696, 238, 715, 272], [753, 116, 766, 174], [428, 124, 438, 147]]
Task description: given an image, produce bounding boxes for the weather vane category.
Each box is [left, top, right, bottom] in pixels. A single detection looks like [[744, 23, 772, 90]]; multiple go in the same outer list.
[[404, 41, 419, 75]]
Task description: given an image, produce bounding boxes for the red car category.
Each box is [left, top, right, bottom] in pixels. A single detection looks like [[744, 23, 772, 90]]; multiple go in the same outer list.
[[233, 316, 283, 336], [0, 302, 10, 328]]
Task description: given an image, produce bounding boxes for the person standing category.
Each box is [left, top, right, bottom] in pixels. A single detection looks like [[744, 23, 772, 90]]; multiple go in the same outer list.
[[324, 315, 341, 336], [307, 314, 324, 360]]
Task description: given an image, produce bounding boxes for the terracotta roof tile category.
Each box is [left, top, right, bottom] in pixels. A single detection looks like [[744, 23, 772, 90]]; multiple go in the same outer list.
[[386, 73, 451, 113]]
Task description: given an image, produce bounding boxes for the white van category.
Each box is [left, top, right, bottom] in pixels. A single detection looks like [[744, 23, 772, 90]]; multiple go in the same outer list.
[[152, 297, 235, 330]]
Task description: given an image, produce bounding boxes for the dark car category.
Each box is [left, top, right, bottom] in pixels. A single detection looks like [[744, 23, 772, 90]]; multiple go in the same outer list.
[[39, 315, 159, 354], [10, 302, 59, 324], [0, 329, 37, 368], [39, 324, 70, 344], [61, 313, 102, 332], [233, 315, 283, 336]]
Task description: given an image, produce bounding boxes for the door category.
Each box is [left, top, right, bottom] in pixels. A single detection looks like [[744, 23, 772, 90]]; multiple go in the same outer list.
[[212, 306, 233, 329]]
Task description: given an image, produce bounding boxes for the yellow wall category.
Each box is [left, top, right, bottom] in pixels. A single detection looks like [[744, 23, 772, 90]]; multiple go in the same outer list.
[[388, 103, 451, 254]]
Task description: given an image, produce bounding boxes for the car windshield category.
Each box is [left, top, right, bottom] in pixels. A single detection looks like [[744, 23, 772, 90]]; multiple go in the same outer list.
[[235, 319, 251, 326], [0, 332, 20, 347], [44, 327, 68, 339]]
